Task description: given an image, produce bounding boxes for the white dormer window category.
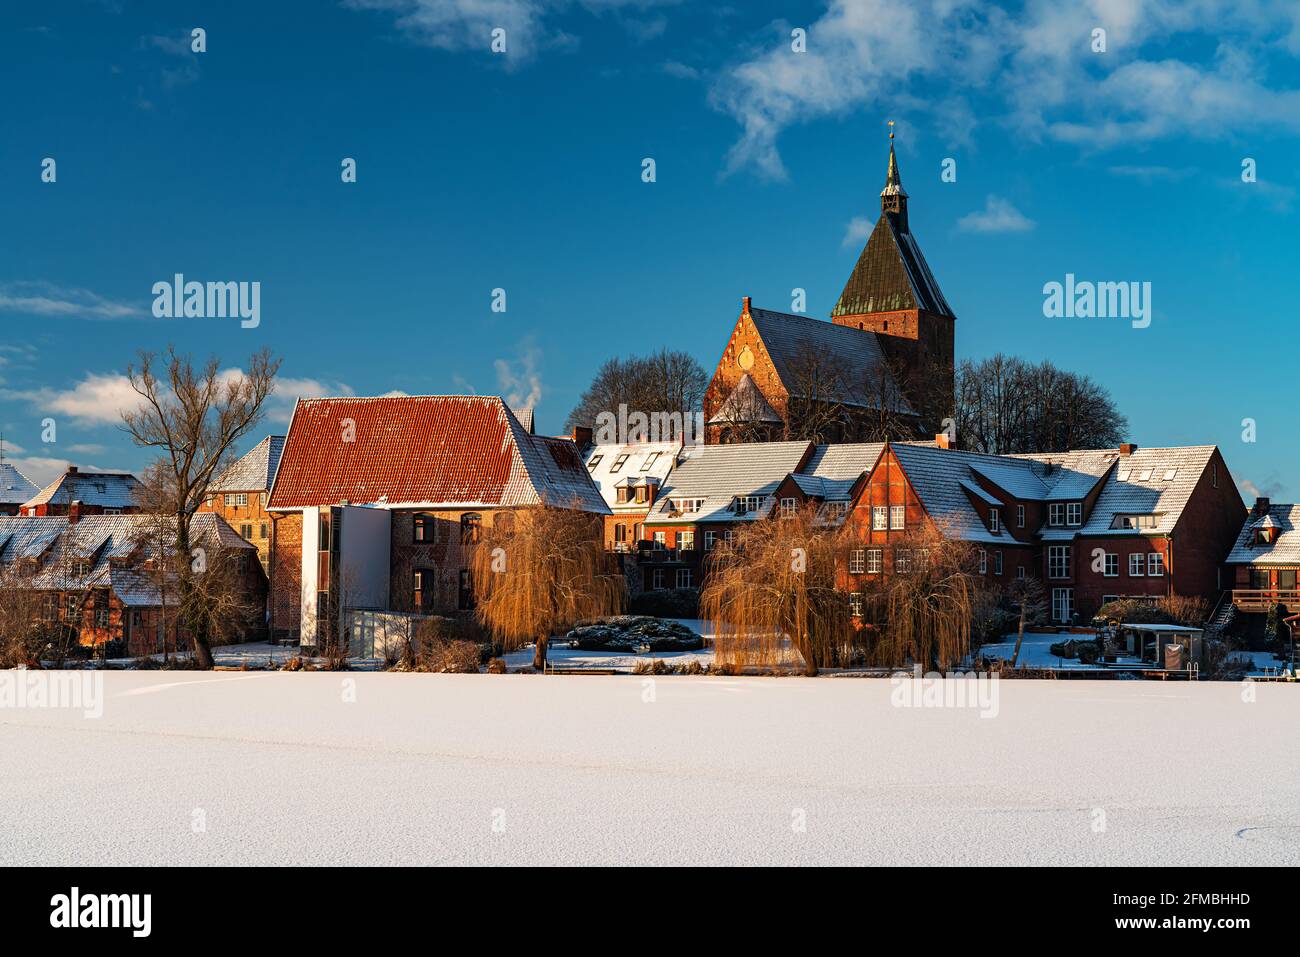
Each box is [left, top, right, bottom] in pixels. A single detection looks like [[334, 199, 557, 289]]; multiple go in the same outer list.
[[989, 508, 1000, 533], [821, 502, 847, 522], [670, 498, 704, 514], [734, 495, 762, 515], [1048, 503, 1065, 527], [1066, 502, 1082, 526], [1016, 504, 1025, 528], [779, 497, 798, 518]]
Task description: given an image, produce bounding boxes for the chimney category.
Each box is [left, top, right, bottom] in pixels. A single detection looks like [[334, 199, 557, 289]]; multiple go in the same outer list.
[[933, 432, 951, 450], [1255, 497, 1271, 517], [742, 296, 752, 315], [1119, 443, 1137, 456], [571, 426, 593, 450], [68, 500, 82, 524], [67, 465, 79, 475]]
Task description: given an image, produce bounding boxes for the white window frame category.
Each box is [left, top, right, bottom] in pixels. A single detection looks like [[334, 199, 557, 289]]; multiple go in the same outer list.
[[780, 497, 798, 518], [889, 505, 905, 530], [1147, 552, 1165, 577], [1048, 503, 1064, 527], [994, 551, 1003, 576], [675, 568, 693, 589], [1103, 553, 1118, 577], [1016, 565, 1026, 580], [1048, 545, 1070, 579], [866, 548, 883, 574], [990, 508, 1000, 533], [848, 592, 864, 617], [679, 529, 695, 551], [1128, 553, 1145, 576], [1066, 502, 1082, 527], [848, 548, 865, 574], [653, 531, 667, 549], [640, 452, 660, 472], [1016, 504, 1025, 528], [1051, 588, 1075, 624], [872, 506, 888, 531], [704, 530, 717, 550], [735, 495, 762, 515], [978, 549, 987, 574]]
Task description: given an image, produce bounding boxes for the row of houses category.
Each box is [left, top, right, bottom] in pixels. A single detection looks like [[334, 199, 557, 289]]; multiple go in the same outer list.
[[0, 395, 1294, 654]]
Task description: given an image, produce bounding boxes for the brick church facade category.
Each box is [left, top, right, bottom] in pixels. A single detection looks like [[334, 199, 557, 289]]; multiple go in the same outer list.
[[704, 141, 955, 444]]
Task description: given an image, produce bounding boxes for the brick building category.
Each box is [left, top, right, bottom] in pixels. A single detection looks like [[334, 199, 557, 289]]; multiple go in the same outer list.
[[265, 395, 608, 649], [0, 512, 265, 655], [0, 462, 39, 516], [704, 141, 953, 443], [582, 439, 681, 551], [1224, 498, 1300, 612], [198, 435, 294, 636], [19, 467, 142, 516]]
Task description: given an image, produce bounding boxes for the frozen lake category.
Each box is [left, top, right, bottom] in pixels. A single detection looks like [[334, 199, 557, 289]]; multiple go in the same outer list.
[[2, 671, 1297, 865]]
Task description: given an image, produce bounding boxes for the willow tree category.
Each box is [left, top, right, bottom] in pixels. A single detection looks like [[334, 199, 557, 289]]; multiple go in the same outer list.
[[700, 505, 856, 675], [880, 525, 975, 670], [469, 505, 626, 670]]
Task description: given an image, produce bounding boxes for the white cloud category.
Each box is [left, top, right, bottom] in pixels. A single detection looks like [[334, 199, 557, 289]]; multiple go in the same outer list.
[[956, 195, 1035, 233], [2, 372, 145, 425], [6, 456, 116, 488], [709, 0, 1300, 178], [268, 376, 357, 423], [660, 60, 699, 80], [0, 282, 141, 320], [841, 215, 874, 248], [495, 346, 543, 410]]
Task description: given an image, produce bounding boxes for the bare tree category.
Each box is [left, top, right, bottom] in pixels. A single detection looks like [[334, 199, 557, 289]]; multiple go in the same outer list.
[[469, 505, 626, 670], [566, 349, 708, 438], [955, 355, 1126, 453], [781, 344, 851, 444], [121, 347, 280, 668], [854, 352, 923, 442], [700, 505, 857, 675], [1005, 576, 1048, 668]]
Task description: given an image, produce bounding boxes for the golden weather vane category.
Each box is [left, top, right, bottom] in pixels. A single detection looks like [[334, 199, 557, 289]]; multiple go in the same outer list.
[[888, 119, 894, 140]]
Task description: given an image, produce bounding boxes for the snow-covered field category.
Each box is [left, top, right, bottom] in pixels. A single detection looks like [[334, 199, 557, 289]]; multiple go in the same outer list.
[[2, 671, 1297, 866]]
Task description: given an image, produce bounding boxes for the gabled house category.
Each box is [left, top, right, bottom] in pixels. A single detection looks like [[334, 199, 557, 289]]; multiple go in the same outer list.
[[199, 434, 287, 634], [19, 467, 142, 517], [1225, 498, 1300, 611], [0, 513, 264, 656], [265, 395, 608, 647], [583, 440, 681, 551], [640, 441, 814, 591], [840, 440, 1244, 624], [0, 462, 39, 516]]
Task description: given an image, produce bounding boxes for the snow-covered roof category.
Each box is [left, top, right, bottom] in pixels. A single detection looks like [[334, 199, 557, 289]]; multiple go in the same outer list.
[[1227, 505, 1300, 565], [0, 513, 253, 603], [707, 373, 782, 426], [267, 396, 608, 514], [889, 444, 1016, 544], [0, 463, 39, 506], [1017, 446, 1217, 537], [646, 441, 812, 525], [212, 435, 285, 492], [22, 469, 142, 511], [584, 441, 680, 509]]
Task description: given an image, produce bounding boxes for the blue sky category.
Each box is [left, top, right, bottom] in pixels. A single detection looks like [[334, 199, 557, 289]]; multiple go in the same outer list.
[[2, 0, 1298, 500]]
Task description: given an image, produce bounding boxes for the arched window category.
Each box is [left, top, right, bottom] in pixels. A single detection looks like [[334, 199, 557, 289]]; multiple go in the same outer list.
[[460, 512, 482, 544]]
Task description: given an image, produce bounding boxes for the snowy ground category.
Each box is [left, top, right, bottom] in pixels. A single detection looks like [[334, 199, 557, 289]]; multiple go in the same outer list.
[[2, 671, 1298, 866]]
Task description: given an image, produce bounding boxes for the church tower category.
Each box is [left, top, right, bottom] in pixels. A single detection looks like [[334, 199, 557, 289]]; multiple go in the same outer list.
[[830, 137, 955, 426]]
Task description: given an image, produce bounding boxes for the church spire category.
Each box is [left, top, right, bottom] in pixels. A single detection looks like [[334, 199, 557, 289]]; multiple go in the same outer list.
[[880, 123, 908, 230]]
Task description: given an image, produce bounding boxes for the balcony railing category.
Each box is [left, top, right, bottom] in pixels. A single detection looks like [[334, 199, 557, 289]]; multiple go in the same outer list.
[[1231, 588, 1300, 611]]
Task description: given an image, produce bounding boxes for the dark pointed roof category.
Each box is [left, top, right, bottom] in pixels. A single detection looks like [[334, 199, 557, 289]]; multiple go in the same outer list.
[[707, 372, 782, 426], [831, 145, 954, 320]]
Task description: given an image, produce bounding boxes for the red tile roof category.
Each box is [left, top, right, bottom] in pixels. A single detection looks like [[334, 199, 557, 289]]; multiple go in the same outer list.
[[267, 395, 608, 514]]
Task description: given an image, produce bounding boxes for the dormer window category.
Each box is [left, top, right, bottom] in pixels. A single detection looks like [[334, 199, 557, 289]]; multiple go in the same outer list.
[[1066, 502, 1082, 526], [1048, 503, 1065, 527], [1257, 527, 1275, 545], [640, 452, 660, 472], [586, 455, 602, 472], [989, 508, 1000, 533], [609, 454, 629, 474], [734, 495, 762, 515]]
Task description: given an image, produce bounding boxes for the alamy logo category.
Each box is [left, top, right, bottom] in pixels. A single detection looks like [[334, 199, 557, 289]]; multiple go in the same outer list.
[[890, 666, 999, 718], [50, 887, 151, 938], [593, 403, 704, 445], [0, 671, 102, 718], [1042, 273, 1151, 329], [152, 273, 260, 328]]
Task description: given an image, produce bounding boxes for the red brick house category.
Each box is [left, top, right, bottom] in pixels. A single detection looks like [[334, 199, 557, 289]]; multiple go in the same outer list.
[[265, 395, 609, 649], [0, 512, 265, 655], [582, 439, 682, 552], [19, 467, 142, 517], [840, 441, 1243, 623], [1224, 498, 1300, 612], [0, 462, 39, 516]]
